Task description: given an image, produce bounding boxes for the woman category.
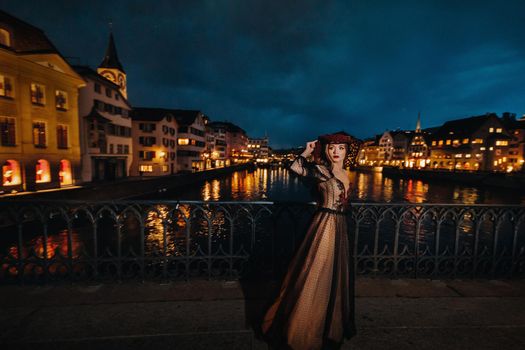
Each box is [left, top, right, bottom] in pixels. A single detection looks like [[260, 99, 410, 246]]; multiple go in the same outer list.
[[261, 131, 361, 350]]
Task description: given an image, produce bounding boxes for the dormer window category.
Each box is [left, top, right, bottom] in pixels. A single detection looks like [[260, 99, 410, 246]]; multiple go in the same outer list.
[[0, 28, 11, 47]]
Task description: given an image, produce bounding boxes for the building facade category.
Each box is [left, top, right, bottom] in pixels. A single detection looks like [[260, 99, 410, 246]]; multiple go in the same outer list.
[[74, 64, 132, 181], [175, 110, 208, 172], [247, 136, 269, 163], [130, 108, 178, 176], [501, 112, 525, 172], [0, 11, 85, 193], [429, 114, 513, 172]]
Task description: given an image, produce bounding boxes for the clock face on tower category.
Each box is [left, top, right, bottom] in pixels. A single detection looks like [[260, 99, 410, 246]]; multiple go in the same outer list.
[[100, 70, 116, 83], [118, 74, 126, 89]]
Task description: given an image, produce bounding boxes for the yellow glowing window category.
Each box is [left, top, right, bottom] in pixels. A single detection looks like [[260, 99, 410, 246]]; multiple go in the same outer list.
[[489, 127, 494, 133], [178, 138, 190, 145], [59, 159, 72, 185], [55, 90, 68, 110], [30, 83, 46, 105], [139, 165, 153, 172], [2, 159, 21, 186], [495, 140, 508, 146], [438, 140, 443, 146], [431, 141, 436, 146], [453, 139, 460, 145], [0, 29, 10, 47], [480, 147, 486, 151], [446, 140, 451, 145], [496, 128, 502, 133], [471, 138, 483, 144], [462, 138, 469, 144], [35, 159, 51, 183], [465, 154, 472, 158]]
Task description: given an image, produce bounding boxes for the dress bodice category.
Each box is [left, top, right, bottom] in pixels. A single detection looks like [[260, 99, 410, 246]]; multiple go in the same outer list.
[[289, 155, 351, 212]]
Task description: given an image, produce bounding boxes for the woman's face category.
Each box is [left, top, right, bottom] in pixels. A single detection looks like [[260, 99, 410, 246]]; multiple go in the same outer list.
[[325, 143, 347, 164]]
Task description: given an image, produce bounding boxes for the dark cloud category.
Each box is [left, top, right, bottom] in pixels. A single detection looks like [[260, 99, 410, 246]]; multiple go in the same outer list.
[[3, 0, 525, 148]]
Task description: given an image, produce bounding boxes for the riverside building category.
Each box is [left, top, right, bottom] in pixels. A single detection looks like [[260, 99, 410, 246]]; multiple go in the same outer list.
[[130, 108, 178, 176], [0, 10, 85, 193]]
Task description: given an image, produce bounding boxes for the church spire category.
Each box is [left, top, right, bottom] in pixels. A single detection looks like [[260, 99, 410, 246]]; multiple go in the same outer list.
[[416, 112, 421, 133], [99, 32, 125, 73], [97, 29, 128, 98]]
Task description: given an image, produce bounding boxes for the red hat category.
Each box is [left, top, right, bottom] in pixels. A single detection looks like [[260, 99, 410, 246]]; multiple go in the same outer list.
[[312, 131, 362, 167]]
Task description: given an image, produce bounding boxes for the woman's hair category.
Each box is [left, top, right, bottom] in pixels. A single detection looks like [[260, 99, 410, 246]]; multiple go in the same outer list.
[[312, 131, 362, 169]]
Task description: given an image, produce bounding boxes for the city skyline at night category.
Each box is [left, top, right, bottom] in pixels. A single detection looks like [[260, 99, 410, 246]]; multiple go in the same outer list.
[[2, 1, 525, 148]]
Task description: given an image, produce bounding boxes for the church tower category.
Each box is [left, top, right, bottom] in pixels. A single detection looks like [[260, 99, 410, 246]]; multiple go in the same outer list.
[[97, 31, 127, 98]]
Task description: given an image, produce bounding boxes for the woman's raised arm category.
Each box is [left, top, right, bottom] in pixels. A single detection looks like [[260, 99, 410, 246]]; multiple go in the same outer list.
[[289, 140, 318, 177]]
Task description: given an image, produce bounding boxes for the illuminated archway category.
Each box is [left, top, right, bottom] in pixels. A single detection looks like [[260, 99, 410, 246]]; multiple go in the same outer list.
[[59, 159, 72, 185], [35, 159, 51, 183], [2, 160, 21, 186]]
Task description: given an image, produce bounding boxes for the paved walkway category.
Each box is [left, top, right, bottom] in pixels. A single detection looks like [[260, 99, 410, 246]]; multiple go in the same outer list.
[[1, 278, 525, 349]]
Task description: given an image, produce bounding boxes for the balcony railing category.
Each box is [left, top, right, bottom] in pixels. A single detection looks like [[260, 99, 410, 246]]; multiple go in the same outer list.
[[0, 200, 524, 284]]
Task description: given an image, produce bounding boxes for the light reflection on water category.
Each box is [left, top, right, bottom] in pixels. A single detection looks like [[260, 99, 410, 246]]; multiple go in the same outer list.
[[157, 166, 525, 205]]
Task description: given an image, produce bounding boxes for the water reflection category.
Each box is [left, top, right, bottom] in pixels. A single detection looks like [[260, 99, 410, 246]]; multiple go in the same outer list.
[[162, 166, 525, 204]]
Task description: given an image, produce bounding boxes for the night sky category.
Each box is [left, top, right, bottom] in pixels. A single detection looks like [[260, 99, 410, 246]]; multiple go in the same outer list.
[[3, 1, 525, 148]]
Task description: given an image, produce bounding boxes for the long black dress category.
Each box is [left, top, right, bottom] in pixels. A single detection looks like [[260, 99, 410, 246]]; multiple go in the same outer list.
[[261, 155, 357, 349]]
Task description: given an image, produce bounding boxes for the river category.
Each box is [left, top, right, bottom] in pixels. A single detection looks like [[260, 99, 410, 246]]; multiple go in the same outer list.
[[142, 166, 525, 204]]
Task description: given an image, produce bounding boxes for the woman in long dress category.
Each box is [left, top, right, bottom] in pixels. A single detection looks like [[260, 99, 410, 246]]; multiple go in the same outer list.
[[261, 131, 360, 350]]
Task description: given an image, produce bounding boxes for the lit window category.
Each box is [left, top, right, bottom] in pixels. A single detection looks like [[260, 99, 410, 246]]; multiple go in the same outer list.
[[480, 147, 486, 151], [496, 128, 502, 133], [162, 165, 168, 172], [178, 138, 190, 145], [139, 164, 153, 172], [438, 140, 443, 146], [0, 116, 16, 146], [495, 140, 508, 146], [30, 83, 46, 105], [462, 138, 469, 144], [0, 74, 13, 98], [2, 159, 21, 186], [0, 28, 10, 47], [471, 138, 483, 144], [59, 159, 72, 185], [35, 159, 51, 183], [32, 121, 46, 147], [446, 140, 451, 145], [489, 127, 494, 133], [57, 124, 68, 149], [465, 154, 472, 158], [431, 141, 436, 146], [55, 90, 68, 110]]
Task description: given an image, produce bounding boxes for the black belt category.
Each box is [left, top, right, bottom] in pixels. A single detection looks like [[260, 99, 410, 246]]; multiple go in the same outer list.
[[316, 206, 347, 215]]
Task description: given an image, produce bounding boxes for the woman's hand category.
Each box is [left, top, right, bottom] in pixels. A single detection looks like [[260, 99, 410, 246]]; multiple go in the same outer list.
[[300, 140, 317, 158]]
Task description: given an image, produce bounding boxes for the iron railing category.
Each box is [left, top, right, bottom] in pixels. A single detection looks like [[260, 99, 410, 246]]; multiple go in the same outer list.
[[0, 200, 524, 283]]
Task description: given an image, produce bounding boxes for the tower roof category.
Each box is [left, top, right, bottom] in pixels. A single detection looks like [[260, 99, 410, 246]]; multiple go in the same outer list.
[[98, 32, 125, 73]]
